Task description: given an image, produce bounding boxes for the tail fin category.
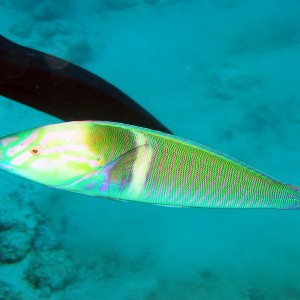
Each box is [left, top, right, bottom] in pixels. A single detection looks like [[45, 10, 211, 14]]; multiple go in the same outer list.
[[287, 184, 300, 193], [282, 184, 300, 209]]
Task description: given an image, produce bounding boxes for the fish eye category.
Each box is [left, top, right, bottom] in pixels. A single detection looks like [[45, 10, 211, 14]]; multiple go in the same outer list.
[[29, 145, 43, 155]]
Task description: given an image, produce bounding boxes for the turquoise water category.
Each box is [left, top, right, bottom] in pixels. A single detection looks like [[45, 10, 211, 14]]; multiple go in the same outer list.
[[0, 0, 300, 299]]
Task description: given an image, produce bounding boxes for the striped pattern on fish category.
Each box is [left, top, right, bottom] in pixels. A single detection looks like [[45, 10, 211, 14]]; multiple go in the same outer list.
[[0, 121, 299, 209]]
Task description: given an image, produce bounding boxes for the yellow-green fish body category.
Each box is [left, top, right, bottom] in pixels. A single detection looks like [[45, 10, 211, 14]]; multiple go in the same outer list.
[[0, 121, 299, 209]]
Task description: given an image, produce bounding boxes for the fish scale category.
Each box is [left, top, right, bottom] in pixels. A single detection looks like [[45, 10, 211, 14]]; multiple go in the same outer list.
[[0, 121, 299, 209]]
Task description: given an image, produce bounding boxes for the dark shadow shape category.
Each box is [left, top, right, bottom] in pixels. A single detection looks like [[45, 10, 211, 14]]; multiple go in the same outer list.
[[0, 35, 171, 134]]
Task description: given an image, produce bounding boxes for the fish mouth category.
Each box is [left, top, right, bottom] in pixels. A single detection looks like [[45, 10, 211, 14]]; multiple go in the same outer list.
[[0, 147, 13, 171], [0, 159, 13, 171]]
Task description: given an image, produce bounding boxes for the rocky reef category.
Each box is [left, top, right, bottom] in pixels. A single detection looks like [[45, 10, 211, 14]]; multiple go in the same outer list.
[[26, 249, 76, 291], [0, 225, 33, 263], [0, 191, 36, 264], [0, 280, 23, 300], [0, 187, 77, 298]]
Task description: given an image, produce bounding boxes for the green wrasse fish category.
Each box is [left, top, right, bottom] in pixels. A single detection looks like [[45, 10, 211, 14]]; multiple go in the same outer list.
[[0, 121, 299, 209]]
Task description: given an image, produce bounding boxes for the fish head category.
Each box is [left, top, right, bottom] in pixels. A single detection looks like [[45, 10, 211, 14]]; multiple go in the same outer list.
[[0, 122, 101, 187]]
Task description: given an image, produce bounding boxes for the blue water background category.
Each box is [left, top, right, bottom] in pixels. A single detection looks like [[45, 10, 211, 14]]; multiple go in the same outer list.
[[0, 0, 300, 299]]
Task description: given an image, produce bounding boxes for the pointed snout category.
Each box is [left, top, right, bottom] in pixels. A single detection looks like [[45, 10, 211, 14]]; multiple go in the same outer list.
[[0, 141, 12, 171], [0, 143, 6, 165]]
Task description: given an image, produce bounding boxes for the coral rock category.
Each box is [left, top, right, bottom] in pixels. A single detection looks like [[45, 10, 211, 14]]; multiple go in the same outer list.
[[33, 224, 60, 251], [0, 280, 22, 300], [26, 250, 77, 291], [0, 226, 33, 263]]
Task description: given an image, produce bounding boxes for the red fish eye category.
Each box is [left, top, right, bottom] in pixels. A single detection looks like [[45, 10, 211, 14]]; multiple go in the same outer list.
[[29, 145, 43, 155]]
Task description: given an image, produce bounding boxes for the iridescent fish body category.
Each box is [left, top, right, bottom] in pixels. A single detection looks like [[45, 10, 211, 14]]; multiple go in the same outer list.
[[0, 121, 299, 209]]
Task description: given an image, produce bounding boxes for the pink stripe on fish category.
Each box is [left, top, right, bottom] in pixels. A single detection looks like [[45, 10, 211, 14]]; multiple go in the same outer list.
[[217, 170, 248, 207], [168, 152, 196, 204], [162, 150, 188, 201], [155, 145, 179, 199], [145, 143, 169, 198], [106, 130, 118, 163], [185, 155, 214, 206], [207, 162, 229, 207], [176, 160, 202, 204], [205, 159, 226, 206]]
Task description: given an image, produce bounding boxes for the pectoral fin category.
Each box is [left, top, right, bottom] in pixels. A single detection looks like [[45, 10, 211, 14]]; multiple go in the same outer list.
[[58, 144, 146, 194], [100, 144, 146, 191]]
